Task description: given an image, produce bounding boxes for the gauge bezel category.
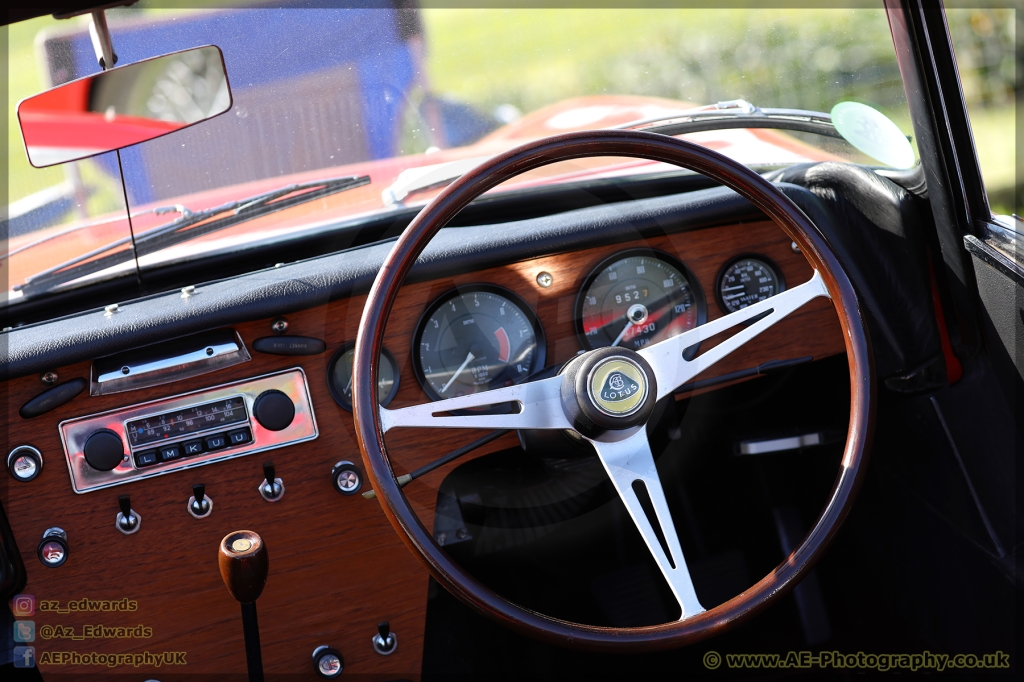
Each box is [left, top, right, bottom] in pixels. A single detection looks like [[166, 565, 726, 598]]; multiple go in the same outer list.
[[326, 342, 401, 412], [714, 253, 787, 315], [412, 283, 547, 402], [574, 247, 707, 359]]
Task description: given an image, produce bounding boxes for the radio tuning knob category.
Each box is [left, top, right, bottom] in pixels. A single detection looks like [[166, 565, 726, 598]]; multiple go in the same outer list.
[[253, 390, 295, 431], [83, 430, 125, 471]]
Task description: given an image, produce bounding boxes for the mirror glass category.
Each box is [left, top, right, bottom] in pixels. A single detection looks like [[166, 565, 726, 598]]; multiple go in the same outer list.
[[17, 45, 231, 168]]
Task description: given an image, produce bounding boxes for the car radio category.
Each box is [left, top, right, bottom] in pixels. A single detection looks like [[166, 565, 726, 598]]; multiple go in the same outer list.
[[59, 368, 318, 493]]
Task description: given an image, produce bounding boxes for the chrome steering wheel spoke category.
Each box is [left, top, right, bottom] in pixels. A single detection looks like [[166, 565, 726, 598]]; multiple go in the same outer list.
[[381, 375, 570, 432], [639, 270, 830, 400], [589, 428, 704, 620]]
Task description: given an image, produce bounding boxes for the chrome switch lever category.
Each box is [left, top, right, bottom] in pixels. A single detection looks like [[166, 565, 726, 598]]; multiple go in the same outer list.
[[258, 461, 284, 502], [116, 495, 141, 535], [372, 621, 397, 655], [189, 483, 213, 518]]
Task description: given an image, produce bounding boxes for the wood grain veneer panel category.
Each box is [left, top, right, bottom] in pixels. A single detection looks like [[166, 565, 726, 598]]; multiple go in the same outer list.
[[1, 220, 844, 677]]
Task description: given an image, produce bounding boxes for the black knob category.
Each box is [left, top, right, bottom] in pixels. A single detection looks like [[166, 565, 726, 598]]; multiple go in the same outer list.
[[252, 390, 295, 431], [377, 622, 390, 640], [83, 429, 124, 471]]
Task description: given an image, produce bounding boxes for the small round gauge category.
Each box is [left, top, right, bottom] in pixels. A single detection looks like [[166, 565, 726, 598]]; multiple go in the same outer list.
[[575, 249, 707, 354], [413, 284, 545, 401], [327, 342, 400, 411], [716, 255, 786, 314]]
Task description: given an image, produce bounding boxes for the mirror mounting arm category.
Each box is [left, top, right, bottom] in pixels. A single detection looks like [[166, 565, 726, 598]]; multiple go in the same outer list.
[[89, 10, 117, 70]]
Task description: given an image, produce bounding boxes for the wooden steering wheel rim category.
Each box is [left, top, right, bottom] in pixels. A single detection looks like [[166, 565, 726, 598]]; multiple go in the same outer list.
[[353, 130, 874, 651]]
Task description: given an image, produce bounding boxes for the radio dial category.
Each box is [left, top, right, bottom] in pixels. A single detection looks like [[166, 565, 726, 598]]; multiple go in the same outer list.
[[253, 390, 295, 431], [83, 430, 125, 471]]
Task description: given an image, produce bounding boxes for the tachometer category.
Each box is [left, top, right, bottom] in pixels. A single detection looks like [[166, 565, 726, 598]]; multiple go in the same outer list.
[[575, 249, 706, 354], [716, 255, 785, 313], [413, 284, 545, 401], [327, 342, 400, 411]]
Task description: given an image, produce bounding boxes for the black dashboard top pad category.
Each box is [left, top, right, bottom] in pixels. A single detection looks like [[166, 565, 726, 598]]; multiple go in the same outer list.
[[4, 168, 937, 385]]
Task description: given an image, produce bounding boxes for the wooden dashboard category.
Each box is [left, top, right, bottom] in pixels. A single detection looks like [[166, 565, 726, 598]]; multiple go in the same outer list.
[[1, 219, 844, 679]]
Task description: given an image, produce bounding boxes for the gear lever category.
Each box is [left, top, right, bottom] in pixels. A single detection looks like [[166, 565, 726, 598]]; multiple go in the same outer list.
[[219, 530, 269, 682]]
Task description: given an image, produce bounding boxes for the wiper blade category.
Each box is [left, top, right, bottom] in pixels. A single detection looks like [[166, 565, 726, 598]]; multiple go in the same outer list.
[[380, 101, 841, 210], [618, 99, 842, 139], [16, 175, 370, 298]]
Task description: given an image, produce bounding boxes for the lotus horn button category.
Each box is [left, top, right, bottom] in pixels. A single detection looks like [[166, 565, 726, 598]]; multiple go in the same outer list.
[[560, 347, 657, 437]]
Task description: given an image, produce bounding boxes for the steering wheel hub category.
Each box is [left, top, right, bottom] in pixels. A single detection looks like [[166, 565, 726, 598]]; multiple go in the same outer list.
[[558, 347, 658, 435]]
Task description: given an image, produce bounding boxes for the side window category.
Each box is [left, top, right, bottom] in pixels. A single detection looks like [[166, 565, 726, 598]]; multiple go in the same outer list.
[[946, 8, 1018, 217]]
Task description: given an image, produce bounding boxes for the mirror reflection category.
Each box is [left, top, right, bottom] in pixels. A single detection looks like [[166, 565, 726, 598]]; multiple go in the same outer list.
[[18, 45, 230, 168]]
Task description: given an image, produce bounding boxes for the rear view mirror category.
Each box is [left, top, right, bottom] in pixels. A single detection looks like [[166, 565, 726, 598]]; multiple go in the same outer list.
[[18, 45, 231, 168]]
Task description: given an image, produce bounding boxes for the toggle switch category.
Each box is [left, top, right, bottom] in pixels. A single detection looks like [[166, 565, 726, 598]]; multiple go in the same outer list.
[[258, 461, 285, 502], [188, 483, 213, 519], [116, 495, 141, 535], [371, 621, 397, 656], [38, 527, 68, 568], [311, 645, 344, 679]]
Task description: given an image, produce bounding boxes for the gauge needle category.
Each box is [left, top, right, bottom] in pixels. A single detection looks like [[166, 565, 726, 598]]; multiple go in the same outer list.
[[611, 320, 634, 347], [441, 351, 476, 393]]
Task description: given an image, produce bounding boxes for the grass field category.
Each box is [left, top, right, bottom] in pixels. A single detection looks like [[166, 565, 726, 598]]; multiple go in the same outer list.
[[6, 7, 1016, 215]]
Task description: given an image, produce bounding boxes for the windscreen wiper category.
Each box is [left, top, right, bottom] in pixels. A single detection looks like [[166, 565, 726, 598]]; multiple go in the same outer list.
[[16, 175, 370, 298], [380, 100, 842, 208], [617, 99, 842, 139]]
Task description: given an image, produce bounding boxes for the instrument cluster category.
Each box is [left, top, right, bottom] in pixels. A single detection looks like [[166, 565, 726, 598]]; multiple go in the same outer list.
[[325, 249, 786, 406]]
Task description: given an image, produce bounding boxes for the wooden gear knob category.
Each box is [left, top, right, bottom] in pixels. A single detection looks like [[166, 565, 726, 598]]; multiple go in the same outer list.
[[219, 530, 269, 604]]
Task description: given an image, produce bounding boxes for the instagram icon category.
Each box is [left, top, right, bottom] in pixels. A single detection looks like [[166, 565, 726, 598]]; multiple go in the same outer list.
[[12, 594, 35, 617]]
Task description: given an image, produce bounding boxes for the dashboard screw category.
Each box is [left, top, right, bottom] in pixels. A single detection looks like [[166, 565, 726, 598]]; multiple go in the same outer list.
[[41, 371, 58, 385], [791, 241, 801, 253], [271, 318, 289, 334], [536, 271, 553, 288]]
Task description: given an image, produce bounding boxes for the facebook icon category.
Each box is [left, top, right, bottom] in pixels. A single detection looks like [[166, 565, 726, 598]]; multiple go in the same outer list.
[[13, 646, 35, 668]]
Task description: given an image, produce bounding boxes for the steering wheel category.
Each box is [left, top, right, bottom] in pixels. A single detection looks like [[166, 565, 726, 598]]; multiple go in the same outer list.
[[353, 130, 873, 650]]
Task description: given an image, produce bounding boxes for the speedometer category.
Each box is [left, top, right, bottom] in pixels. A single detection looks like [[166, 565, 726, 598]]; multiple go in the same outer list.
[[413, 284, 545, 401], [575, 249, 706, 354]]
